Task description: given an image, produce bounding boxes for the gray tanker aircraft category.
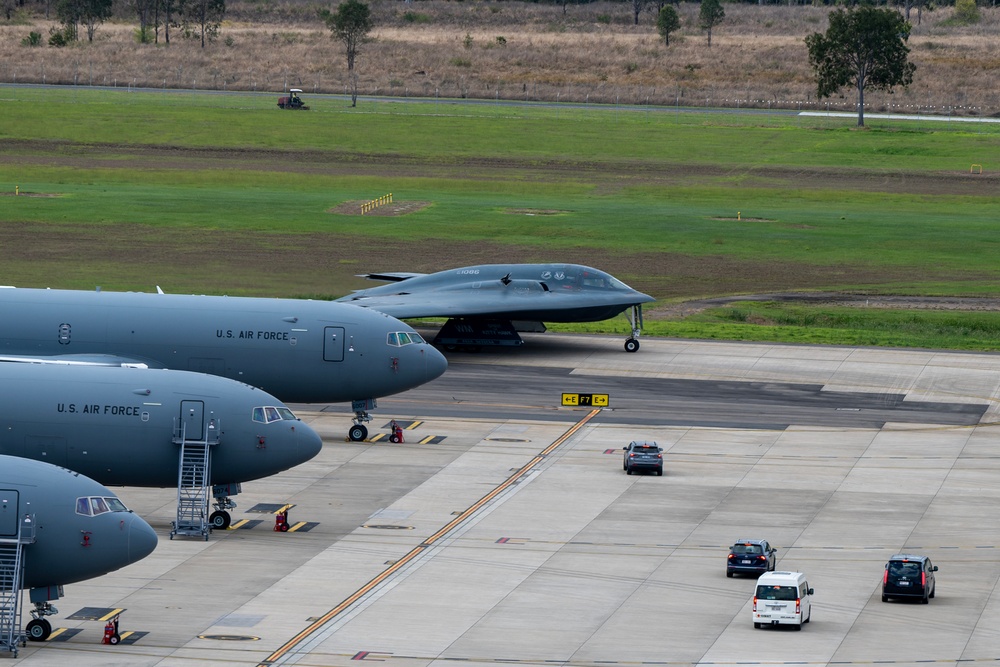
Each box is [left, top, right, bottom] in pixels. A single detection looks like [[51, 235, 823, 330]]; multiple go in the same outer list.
[[336, 263, 656, 352], [1, 455, 158, 649], [0, 287, 448, 440], [0, 363, 323, 532]]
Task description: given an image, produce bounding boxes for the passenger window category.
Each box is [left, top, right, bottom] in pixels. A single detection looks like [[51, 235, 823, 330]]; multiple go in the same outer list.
[[76, 497, 92, 516]]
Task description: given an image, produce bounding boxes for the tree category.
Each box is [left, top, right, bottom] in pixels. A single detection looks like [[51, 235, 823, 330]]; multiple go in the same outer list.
[[631, 0, 645, 26], [321, 0, 373, 108], [805, 5, 915, 127], [180, 0, 225, 48], [78, 0, 112, 41], [698, 0, 724, 47], [657, 6, 680, 46]]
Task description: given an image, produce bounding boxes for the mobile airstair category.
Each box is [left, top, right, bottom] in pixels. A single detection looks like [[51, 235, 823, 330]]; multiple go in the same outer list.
[[1, 514, 36, 658], [170, 413, 220, 541]]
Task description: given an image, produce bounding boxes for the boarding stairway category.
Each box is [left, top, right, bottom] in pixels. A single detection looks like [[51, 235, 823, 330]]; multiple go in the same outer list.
[[170, 418, 220, 541], [0, 515, 36, 658]]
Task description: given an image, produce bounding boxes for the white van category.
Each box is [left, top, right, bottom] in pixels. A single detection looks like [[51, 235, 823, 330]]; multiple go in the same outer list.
[[752, 571, 813, 630]]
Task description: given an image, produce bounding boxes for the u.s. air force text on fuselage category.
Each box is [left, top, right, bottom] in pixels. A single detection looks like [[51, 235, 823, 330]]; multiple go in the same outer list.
[[57, 403, 143, 416]]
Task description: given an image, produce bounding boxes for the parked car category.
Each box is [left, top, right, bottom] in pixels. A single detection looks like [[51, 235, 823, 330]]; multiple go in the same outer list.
[[727, 539, 776, 577], [622, 441, 663, 476], [883, 554, 937, 603]]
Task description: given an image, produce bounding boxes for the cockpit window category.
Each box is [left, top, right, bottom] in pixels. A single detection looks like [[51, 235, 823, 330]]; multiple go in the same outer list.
[[387, 331, 425, 346], [253, 406, 298, 423], [76, 496, 130, 516]]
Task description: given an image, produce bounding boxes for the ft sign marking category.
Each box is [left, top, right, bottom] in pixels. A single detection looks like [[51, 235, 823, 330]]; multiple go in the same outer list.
[[561, 393, 609, 407]]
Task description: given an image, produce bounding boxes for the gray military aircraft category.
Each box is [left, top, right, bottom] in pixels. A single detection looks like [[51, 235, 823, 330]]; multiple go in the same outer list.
[[0, 287, 448, 440], [1, 455, 158, 647], [0, 363, 323, 533], [336, 263, 656, 352]]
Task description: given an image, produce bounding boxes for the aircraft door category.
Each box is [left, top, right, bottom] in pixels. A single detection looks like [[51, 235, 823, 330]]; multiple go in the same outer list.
[[324, 326, 345, 362], [0, 490, 18, 537], [180, 401, 205, 441]]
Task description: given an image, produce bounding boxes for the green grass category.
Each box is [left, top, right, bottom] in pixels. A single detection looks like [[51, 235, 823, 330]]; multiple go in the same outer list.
[[550, 303, 1000, 351], [3, 85, 1000, 351]]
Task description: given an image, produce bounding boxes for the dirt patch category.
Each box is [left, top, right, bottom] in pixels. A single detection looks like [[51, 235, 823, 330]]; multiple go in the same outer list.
[[503, 208, 568, 216], [0, 192, 60, 198], [327, 200, 431, 216], [710, 216, 776, 222]]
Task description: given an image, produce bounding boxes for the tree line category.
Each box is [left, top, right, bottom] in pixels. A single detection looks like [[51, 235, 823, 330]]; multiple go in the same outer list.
[[12, 0, 925, 127]]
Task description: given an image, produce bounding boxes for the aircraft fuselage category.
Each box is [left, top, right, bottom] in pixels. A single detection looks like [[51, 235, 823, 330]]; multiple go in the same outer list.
[[0, 364, 322, 488], [1, 455, 157, 591], [0, 288, 447, 404]]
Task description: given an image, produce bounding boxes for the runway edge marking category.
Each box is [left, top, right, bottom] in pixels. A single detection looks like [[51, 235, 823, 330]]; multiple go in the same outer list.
[[257, 409, 601, 667]]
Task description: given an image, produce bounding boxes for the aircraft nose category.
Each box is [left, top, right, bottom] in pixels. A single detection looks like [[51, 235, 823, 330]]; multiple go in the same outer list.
[[126, 512, 158, 563], [419, 344, 448, 384], [294, 420, 323, 463]]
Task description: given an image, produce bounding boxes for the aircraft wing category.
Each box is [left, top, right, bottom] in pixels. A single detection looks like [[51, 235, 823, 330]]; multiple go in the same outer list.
[[341, 293, 512, 319], [357, 272, 426, 283], [0, 354, 157, 368]]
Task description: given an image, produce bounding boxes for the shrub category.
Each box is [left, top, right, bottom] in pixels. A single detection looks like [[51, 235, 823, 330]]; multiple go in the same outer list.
[[450, 57, 471, 67], [953, 0, 980, 24], [596, 14, 611, 24], [402, 11, 430, 23], [463, 32, 473, 49], [21, 31, 42, 47], [495, 35, 506, 46]]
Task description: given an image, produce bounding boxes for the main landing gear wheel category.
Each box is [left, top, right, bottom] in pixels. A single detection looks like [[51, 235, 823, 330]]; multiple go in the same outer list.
[[109, 633, 121, 645], [210, 510, 232, 530], [349, 424, 368, 441], [26, 618, 51, 642], [624, 338, 639, 353]]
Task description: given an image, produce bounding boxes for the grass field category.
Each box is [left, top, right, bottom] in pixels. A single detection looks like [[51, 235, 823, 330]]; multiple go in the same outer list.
[[2, 85, 999, 350]]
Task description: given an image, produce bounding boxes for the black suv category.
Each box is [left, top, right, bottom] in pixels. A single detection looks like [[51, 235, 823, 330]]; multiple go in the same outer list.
[[727, 539, 776, 577], [883, 554, 937, 603], [622, 441, 663, 476]]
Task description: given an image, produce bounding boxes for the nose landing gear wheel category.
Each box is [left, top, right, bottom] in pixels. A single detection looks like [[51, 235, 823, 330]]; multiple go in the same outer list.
[[209, 510, 232, 530], [349, 424, 368, 441], [26, 618, 51, 642]]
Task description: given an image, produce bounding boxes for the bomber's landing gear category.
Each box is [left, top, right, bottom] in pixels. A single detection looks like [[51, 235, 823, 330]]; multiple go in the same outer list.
[[349, 399, 375, 441], [27, 601, 58, 642], [624, 304, 644, 353]]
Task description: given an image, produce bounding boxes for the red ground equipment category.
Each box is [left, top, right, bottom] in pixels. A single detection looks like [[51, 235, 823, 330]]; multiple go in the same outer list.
[[102, 615, 121, 645], [277, 88, 309, 110], [389, 420, 405, 443]]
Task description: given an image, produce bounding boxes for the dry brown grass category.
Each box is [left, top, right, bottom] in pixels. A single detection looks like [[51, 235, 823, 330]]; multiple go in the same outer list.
[[1, 1, 998, 114]]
